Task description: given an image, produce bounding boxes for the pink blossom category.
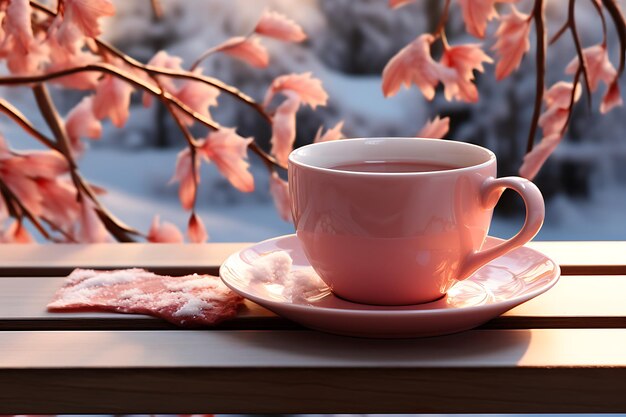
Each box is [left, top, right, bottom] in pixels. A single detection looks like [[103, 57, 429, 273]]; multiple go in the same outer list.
[[417, 116, 450, 139], [264, 72, 328, 109], [539, 81, 581, 137], [441, 43, 493, 102], [388, 0, 417, 9], [77, 201, 111, 243], [52, 0, 115, 48], [0, 221, 34, 244], [215, 36, 269, 68], [601, 80, 623, 114], [255, 10, 306, 42], [382, 34, 454, 99], [200, 128, 254, 193], [314, 121, 344, 143], [492, 6, 531, 80], [147, 215, 184, 243], [92, 75, 134, 128], [269, 172, 291, 222], [566, 45, 616, 92], [0, 193, 7, 223], [458, 0, 517, 39], [187, 213, 208, 243], [172, 148, 199, 211], [519, 134, 561, 180], [65, 96, 102, 154], [269, 91, 300, 166]]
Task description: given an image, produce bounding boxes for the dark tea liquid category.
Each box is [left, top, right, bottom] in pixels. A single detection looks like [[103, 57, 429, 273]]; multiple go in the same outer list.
[[331, 161, 460, 173]]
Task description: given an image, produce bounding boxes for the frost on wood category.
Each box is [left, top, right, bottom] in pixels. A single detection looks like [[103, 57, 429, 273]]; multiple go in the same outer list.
[[48, 268, 244, 326]]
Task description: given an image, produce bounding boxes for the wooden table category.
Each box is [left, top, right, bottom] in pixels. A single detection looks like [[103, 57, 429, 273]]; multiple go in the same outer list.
[[1, 241, 626, 413]]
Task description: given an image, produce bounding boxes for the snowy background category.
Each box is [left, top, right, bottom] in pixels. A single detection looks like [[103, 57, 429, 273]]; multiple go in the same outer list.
[[2, 0, 626, 241]]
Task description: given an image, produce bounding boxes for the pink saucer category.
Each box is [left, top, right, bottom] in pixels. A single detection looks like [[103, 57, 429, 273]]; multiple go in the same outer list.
[[220, 234, 560, 338]]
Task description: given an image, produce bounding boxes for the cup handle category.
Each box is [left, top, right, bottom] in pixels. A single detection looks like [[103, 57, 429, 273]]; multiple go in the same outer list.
[[457, 176, 545, 280]]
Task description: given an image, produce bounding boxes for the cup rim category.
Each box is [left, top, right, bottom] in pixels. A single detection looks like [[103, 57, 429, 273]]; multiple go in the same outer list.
[[288, 137, 496, 176]]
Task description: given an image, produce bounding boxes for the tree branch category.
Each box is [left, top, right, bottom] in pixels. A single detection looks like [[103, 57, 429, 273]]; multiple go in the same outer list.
[[527, 0, 547, 154], [569, 0, 593, 108], [0, 99, 58, 150], [603, 0, 626, 74], [32, 83, 140, 242]]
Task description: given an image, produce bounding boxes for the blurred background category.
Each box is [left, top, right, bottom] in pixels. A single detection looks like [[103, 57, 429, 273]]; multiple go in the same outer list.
[[2, 0, 626, 241]]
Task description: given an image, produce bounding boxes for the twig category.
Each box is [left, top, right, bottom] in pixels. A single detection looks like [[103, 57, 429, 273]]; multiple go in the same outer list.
[[569, 0, 593, 108], [0, 99, 58, 150], [32, 83, 140, 242], [603, 0, 626, 74], [0, 179, 52, 240], [29, 1, 273, 124], [527, 0, 547, 154], [150, 0, 163, 20], [433, 0, 451, 38], [561, 68, 583, 136], [549, 20, 569, 45], [589, 0, 608, 45], [155, 78, 201, 209]]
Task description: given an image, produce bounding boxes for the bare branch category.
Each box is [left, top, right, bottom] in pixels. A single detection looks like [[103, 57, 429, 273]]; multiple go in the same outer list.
[[570, 0, 593, 108], [0, 99, 58, 150], [527, 0, 547, 154], [603, 0, 626, 74]]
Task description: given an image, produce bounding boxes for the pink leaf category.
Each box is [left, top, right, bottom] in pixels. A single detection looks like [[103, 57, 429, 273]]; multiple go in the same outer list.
[[313, 121, 345, 143], [519, 134, 561, 180], [492, 5, 531, 80], [269, 91, 301, 166], [47, 38, 100, 90], [269, 172, 291, 222], [147, 215, 184, 243], [566, 44, 617, 92], [65, 96, 102, 154], [417, 116, 450, 139], [77, 201, 111, 243], [172, 147, 199, 211], [440, 43, 493, 102], [214, 36, 269, 68], [175, 77, 220, 126], [52, 0, 115, 48], [381, 34, 455, 99], [38, 178, 81, 229], [92, 75, 134, 128], [23, 150, 69, 179], [458, 0, 517, 39], [539, 81, 581, 137], [254, 10, 306, 42], [200, 128, 254, 193], [0, 221, 34, 244], [264, 72, 328, 109], [388, 0, 417, 9], [5, 0, 34, 50], [188, 213, 208, 243], [601, 80, 623, 114], [143, 50, 185, 107]]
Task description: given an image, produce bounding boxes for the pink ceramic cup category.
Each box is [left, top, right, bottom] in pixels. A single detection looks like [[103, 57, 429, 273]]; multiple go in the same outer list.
[[288, 137, 545, 306]]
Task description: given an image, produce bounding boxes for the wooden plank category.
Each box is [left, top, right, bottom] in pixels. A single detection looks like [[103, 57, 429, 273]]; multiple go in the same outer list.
[[0, 241, 625, 276], [1, 275, 625, 330], [0, 243, 249, 276], [1, 329, 626, 413]]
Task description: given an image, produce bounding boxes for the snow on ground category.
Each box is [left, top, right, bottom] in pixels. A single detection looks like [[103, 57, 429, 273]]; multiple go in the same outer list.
[[78, 147, 626, 243]]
